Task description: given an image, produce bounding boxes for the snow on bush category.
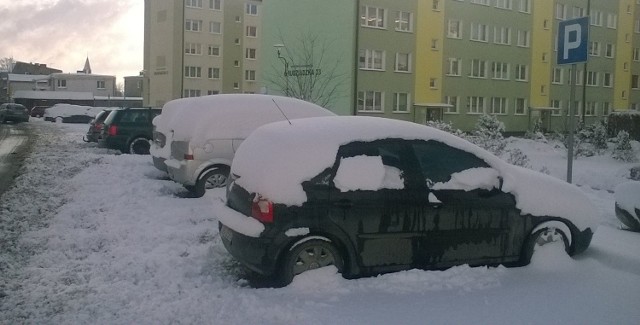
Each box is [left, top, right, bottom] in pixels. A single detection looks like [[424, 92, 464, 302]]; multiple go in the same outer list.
[[612, 130, 636, 162], [469, 114, 507, 156]]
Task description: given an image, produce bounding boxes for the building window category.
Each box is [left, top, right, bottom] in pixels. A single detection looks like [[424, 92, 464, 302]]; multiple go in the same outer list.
[[234, 60, 239, 67], [632, 75, 640, 89], [184, 66, 202, 78], [395, 11, 413, 32], [515, 64, 528, 81], [572, 6, 585, 18], [515, 98, 527, 115], [492, 62, 509, 80], [447, 20, 463, 39], [603, 72, 613, 87], [361, 6, 386, 29], [605, 44, 615, 58], [186, 0, 203, 8], [586, 71, 598, 86], [185, 42, 202, 55], [97, 80, 106, 89], [591, 10, 603, 26], [517, 30, 530, 47], [556, 4, 567, 20], [209, 21, 222, 34], [470, 23, 489, 42], [496, 0, 512, 10], [359, 49, 385, 70], [57, 79, 67, 88], [447, 58, 462, 76], [246, 3, 258, 15], [245, 70, 256, 81], [233, 82, 239, 89], [519, 0, 531, 13], [445, 96, 459, 114], [393, 93, 410, 113], [208, 45, 220, 56], [185, 19, 202, 32], [585, 102, 597, 116], [551, 99, 562, 116], [431, 39, 439, 50], [246, 26, 257, 37], [552, 68, 563, 84], [602, 102, 611, 116], [209, 0, 221, 10], [358, 91, 384, 112], [245, 48, 257, 59], [430, 78, 438, 89], [634, 48, 640, 61], [432, 0, 441, 11], [467, 96, 485, 114], [589, 41, 601, 56], [490, 97, 508, 115], [471, 0, 490, 5], [208, 67, 220, 79], [395, 53, 411, 72], [494, 27, 511, 45], [207, 90, 220, 95], [607, 13, 617, 29], [183, 89, 201, 97], [470, 59, 487, 78]]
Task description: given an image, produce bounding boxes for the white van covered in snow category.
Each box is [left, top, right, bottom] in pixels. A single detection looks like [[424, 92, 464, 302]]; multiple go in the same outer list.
[[151, 94, 335, 197]]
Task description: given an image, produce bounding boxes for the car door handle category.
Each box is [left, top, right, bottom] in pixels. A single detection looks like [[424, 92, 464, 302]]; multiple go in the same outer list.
[[333, 199, 353, 209]]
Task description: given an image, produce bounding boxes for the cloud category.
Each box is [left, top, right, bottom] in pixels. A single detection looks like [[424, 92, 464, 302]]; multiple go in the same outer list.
[[0, 0, 143, 80]]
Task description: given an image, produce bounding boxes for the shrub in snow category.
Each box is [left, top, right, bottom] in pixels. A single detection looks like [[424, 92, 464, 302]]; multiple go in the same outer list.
[[506, 148, 530, 168], [525, 119, 547, 142], [425, 120, 465, 137], [612, 131, 636, 162], [469, 114, 507, 156], [571, 121, 608, 158]]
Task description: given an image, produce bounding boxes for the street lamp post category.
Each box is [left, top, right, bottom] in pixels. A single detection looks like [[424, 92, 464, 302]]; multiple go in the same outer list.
[[274, 44, 290, 96]]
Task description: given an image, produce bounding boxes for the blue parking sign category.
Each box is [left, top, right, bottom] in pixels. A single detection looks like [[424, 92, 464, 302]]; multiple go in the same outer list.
[[557, 17, 589, 65]]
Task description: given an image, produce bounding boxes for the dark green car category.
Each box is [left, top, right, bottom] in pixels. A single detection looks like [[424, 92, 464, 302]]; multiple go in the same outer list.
[[0, 103, 29, 123], [99, 108, 161, 154]]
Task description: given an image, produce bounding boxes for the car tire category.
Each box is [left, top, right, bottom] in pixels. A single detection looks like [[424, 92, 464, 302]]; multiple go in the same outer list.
[[279, 239, 343, 286], [520, 226, 570, 265], [189, 167, 229, 198], [128, 137, 151, 155]]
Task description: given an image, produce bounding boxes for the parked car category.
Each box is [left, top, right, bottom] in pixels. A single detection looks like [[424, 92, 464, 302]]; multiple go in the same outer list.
[[614, 181, 640, 232], [83, 109, 113, 143], [99, 107, 161, 154], [30, 106, 48, 117], [153, 94, 335, 197], [0, 103, 29, 123], [43, 104, 105, 123], [215, 116, 597, 286]]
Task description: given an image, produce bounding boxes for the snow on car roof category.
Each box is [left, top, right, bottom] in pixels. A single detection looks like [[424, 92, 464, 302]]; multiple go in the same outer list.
[[43, 104, 114, 118], [155, 94, 335, 142], [232, 116, 596, 231]]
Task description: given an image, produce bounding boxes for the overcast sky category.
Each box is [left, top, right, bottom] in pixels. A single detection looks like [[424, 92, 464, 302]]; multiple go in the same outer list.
[[0, 0, 143, 84]]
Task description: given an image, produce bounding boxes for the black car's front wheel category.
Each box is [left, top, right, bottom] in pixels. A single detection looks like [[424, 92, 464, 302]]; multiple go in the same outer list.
[[521, 224, 571, 265], [128, 137, 151, 155], [279, 239, 343, 286]]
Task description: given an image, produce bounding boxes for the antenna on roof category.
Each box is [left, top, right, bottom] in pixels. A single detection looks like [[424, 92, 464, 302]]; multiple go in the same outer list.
[[271, 98, 292, 125]]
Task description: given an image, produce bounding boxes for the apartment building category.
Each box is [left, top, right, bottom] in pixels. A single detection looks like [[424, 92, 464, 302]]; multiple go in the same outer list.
[[143, 0, 263, 107], [259, 0, 639, 132]]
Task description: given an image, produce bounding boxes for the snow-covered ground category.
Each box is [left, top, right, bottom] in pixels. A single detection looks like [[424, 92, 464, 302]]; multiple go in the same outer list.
[[1, 120, 639, 324]]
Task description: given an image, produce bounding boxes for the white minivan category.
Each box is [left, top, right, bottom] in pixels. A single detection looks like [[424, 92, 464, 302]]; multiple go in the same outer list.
[[151, 94, 335, 197]]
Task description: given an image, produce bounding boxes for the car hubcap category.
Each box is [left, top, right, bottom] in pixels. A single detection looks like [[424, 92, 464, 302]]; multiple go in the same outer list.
[[293, 246, 335, 275], [205, 173, 227, 189], [535, 227, 563, 247]]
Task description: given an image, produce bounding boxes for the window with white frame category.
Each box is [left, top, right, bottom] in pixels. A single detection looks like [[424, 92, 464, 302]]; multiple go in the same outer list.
[[97, 80, 106, 89], [570, 70, 583, 85], [208, 45, 220, 56], [184, 89, 201, 97], [551, 99, 562, 116], [431, 39, 439, 50], [233, 82, 239, 89], [585, 102, 597, 116], [517, 30, 530, 47], [589, 41, 601, 56], [470, 23, 489, 42], [185, 42, 202, 55], [605, 44, 615, 58], [433, 0, 441, 10], [607, 13, 617, 28], [636, 19, 640, 33], [359, 49, 385, 70], [185, 19, 202, 32], [602, 102, 611, 116], [395, 53, 411, 72], [393, 93, 410, 113], [603, 72, 613, 87], [515, 98, 527, 115], [246, 3, 258, 15], [245, 48, 257, 59], [210, 21, 222, 34], [494, 27, 511, 45], [395, 11, 413, 32], [361, 6, 386, 28], [471, 0, 490, 5], [496, 0, 512, 10], [556, 4, 567, 20], [245, 70, 256, 81], [572, 6, 585, 18], [430, 78, 438, 89], [447, 20, 463, 38], [519, 0, 530, 13], [447, 58, 461, 76], [184, 66, 202, 78], [208, 67, 220, 79], [445, 96, 459, 114], [632, 75, 640, 89], [490, 97, 508, 115], [587, 71, 599, 86], [467, 96, 485, 114], [358, 91, 384, 112], [186, 0, 203, 8], [492, 62, 509, 80], [552, 68, 563, 84], [246, 26, 257, 37], [470, 59, 487, 78], [515, 64, 528, 81], [634, 48, 640, 61], [591, 10, 603, 26], [209, 0, 221, 10]]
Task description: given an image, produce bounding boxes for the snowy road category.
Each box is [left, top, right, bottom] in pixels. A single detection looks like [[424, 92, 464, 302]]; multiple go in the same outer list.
[[0, 120, 639, 324]]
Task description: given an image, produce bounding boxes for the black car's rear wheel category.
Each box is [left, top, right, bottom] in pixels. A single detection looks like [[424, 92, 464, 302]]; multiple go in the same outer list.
[[279, 239, 343, 286], [128, 137, 150, 155]]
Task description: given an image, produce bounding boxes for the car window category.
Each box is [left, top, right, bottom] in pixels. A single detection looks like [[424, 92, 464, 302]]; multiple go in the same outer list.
[[120, 110, 148, 123], [412, 140, 490, 185]]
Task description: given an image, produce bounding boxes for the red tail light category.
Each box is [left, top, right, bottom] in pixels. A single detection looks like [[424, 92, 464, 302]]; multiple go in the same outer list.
[[96, 123, 104, 131], [184, 154, 194, 160], [251, 195, 274, 223], [108, 125, 118, 136]]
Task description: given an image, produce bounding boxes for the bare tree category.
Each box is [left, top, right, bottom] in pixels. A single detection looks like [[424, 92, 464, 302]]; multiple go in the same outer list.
[[265, 32, 348, 109], [0, 57, 15, 72]]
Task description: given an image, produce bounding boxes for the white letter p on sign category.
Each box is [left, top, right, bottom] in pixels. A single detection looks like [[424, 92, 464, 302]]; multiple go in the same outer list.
[[563, 24, 581, 60]]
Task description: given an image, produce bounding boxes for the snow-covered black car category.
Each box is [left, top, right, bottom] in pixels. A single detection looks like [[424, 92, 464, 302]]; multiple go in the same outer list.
[[214, 116, 597, 286]]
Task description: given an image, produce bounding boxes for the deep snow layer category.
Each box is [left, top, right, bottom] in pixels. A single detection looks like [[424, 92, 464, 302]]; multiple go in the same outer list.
[[0, 120, 639, 324]]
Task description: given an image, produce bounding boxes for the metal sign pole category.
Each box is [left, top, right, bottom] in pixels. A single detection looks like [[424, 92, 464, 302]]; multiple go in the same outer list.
[[567, 64, 576, 183]]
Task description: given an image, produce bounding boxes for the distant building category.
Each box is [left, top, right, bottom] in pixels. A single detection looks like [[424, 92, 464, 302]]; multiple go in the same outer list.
[[124, 74, 144, 98], [1, 61, 62, 103], [12, 61, 62, 75]]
